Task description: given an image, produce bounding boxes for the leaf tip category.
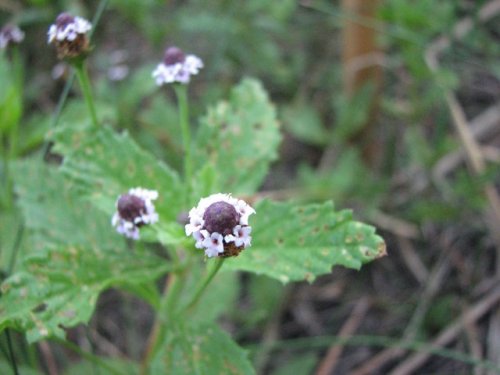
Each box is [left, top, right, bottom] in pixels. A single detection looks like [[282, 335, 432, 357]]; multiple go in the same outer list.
[[376, 241, 387, 259]]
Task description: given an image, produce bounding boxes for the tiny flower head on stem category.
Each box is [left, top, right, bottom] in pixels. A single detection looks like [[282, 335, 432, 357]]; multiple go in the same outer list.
[[186, 194, 255, 258], [111, 187, 159, 240], [152, 46, 203, 86], [0, 24, 24, 49], [47, 12, 91, 59]]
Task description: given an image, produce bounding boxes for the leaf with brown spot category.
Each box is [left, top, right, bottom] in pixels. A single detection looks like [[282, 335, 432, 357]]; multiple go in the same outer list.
[[3, 160, 172, 342], [193, 78, 281, 195], [52, 124, 184, 224], [225, 200, 386, 283]]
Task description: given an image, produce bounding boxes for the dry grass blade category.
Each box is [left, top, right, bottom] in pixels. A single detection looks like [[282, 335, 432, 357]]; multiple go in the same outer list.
[[433, 103, 500, 181], [389, 287, 500, 375], [462, 311, 485, 375], [425, 0, 500, 247], [315, 297, 371, 375], [397, 237, 428, 283]]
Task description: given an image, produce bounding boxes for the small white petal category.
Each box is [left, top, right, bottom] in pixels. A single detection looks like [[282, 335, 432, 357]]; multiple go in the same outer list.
[[204, 247, 220, 258], [194, 229, 210, 249], [111, 187, 158, 240], [48, 15, 91, 44], [152, 54, 203, 86], [202, 232, 224, 257]]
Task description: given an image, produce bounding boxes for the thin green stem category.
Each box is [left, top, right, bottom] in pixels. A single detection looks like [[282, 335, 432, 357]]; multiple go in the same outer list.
[[42, 0, 108, 159], [141, 272, 182, 375], [174, 84, 192, 194], [0, 135, 7, 208], [5, 330, 19, 375], [141, 249, 190, 374], [9, 46, 22, 160], [7, 221, 24, 275], [56, 338, 122, 375], [74, 61, 99, 128], [42, 73, 75, 158], [184, 257, 225, 313], [141, 257, 225, 373]]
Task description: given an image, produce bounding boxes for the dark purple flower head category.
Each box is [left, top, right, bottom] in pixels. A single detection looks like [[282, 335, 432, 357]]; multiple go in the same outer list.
[[163, 46, 186, 65], [47, 12, 92, 59], [185, 194, 255, 258], [117, 194, 147, 224], [112, 188, 159, 240], [153, 46, 203, 85], [203, 201, 240, 236], [55, 13, 76, 28]]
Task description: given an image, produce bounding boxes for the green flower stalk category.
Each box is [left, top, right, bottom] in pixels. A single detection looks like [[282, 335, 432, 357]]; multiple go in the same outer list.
[[174, 84, 192, 185], [152, 46, 203, 186], [48, 13, 99, 127], [73, 60, 99, 127], [0, 24, 24, 208]]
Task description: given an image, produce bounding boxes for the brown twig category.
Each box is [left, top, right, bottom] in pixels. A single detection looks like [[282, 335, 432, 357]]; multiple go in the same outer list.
[[462, 305, 485, 375], [89, 327, 126, 358], [425, 5, 500, 372], [370, 210, 420, 239], [340, 0, 383, 165], [487, 310, 500, 375], [315, 297, 371, 375], [425, 0, 500, 249], [39, 340, 59, 375], [389, 287, 500, 375], [397, 237, 428, 283], [433, 103, 500, 181]]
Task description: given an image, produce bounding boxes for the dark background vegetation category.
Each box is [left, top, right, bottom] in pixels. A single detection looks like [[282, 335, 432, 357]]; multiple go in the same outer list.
[[1, 0, 499, 374]]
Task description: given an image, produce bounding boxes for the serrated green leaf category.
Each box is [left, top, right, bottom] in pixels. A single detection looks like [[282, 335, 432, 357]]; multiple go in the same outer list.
[[52, 124, 185, 227], [149, 323, 255, 375], [4, 159, 172, 342], [193, 78, 281, 194], [225, 200, 386, 283], [0, 244, 171, 343], [13, 159, 123, 251]]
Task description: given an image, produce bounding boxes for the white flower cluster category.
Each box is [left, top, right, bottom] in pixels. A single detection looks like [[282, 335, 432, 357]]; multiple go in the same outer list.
[[111, 187, 159, 240], [152, 54, 203, 85], [47, 14, 91, 43], [0, 25, 24, 49], [185, 193, 255, 258]]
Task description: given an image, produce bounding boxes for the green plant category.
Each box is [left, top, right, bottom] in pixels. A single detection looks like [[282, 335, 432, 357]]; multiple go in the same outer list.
[[0, 6, 385, 374]]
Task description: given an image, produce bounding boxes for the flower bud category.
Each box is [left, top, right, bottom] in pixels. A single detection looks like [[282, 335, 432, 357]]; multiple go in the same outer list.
[[111, 188, 159, 240], [47, 13, 92, 59], [152, 45, 203, 85], [0, 24, 24, 49]]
